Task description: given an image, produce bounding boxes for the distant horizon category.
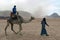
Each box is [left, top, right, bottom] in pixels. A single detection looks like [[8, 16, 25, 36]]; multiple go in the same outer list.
[[0, 10, 60, 16], [0, 10, 60, 19]]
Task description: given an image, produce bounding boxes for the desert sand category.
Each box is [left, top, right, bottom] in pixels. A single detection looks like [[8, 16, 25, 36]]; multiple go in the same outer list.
[[0, 18, 60, 40]]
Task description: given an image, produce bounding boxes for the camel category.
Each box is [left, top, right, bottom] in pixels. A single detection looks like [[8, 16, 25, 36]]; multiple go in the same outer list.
[[5, 13, 34, 35]]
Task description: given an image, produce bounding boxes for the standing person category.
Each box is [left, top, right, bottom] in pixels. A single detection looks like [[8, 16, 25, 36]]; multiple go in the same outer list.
[[41, 18, 49, 36]]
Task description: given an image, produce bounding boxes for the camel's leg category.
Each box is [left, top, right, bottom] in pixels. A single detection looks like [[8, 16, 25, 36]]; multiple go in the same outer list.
[[18, 23, 22, 35], [11, 24, 17, 34], [19, 24, 22, 31], [17, 23, 22, 34], [5, 23, 9, 36]]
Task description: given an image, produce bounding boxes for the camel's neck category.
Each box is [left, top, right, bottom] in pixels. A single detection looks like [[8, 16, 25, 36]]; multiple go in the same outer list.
[[22, 19, 32, 23]]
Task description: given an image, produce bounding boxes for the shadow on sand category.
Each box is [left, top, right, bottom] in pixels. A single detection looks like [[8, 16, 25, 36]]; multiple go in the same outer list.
[[0, 33, 23, 40]]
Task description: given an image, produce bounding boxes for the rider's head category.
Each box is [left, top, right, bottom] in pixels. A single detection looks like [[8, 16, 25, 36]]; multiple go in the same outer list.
[[14, 5, 16, 8]]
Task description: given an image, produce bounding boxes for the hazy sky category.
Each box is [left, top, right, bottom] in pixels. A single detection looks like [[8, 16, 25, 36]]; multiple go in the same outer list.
[[0, 0, 60, 17]]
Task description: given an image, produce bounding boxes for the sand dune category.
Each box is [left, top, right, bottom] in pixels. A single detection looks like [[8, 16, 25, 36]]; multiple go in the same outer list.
[[0, 18, 60, 40]]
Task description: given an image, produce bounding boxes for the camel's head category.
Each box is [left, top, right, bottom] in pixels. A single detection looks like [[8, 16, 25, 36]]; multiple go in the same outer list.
[[31, 16, 35, 20]]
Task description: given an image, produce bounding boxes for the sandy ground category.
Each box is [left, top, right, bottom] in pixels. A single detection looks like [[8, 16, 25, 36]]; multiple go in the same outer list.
[[0, 18, 60, 40]]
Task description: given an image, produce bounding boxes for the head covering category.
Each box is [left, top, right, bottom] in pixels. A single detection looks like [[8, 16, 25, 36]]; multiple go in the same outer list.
[[14, 5, 16, 7], [43, 18, 46, 21]]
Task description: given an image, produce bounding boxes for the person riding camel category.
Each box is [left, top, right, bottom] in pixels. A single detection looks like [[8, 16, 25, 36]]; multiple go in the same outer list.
[[10, 5, 18, 19]]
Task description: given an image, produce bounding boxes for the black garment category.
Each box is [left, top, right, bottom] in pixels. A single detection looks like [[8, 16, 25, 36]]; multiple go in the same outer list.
[[41, 18, 49, 36]]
